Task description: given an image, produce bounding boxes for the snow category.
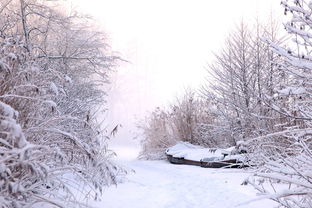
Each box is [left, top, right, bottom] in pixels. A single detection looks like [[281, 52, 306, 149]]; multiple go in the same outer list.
[[277, 86, 306, 95], [65, 75, 72, 83], [50, 82, 59, 96], [44, 100, 57, 108], [0, 163, 6, 174], [7, 53, 17, 61], [0, 101, 18, 118], [0, 101, 27, 148], [30, 66, 39, 72], [86, 146, 276, 208], [166, 142, 241, 162], [0, 59, 9, 71]]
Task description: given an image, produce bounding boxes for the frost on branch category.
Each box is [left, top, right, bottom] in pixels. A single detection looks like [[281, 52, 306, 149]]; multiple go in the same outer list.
[[248, 130, 312, 208], [0, 100, 60, 207], [0, 0, 123, 207], [248, 1, 312, 207]]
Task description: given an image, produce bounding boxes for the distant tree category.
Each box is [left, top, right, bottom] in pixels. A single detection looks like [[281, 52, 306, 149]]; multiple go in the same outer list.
[[202, 19, 283, 145]]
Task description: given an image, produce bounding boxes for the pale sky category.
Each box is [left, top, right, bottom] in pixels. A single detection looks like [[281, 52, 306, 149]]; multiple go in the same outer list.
[[72, 0, 282, 146]]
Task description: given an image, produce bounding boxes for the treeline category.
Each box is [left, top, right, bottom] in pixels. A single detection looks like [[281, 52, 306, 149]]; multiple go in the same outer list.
[[139, 1, 312, 207], [139, 19, 283, 159], [0, 0, 123, 207]]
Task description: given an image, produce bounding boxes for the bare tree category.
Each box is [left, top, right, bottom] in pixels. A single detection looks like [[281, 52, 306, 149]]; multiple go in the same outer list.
[[202, 19, 283, 145]]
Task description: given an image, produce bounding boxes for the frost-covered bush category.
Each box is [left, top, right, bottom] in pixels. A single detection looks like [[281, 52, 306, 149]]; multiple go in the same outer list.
[[248, 130, 312, 208], [0, 101, 52, 207], [247, 1, 312, 207], [138, 90, 226, 159], [0, 1, 122, 207], [138, 107, 176, 160]]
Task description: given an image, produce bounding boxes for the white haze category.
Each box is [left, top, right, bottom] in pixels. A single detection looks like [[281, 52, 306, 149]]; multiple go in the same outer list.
[[73, 0, 282, 147]]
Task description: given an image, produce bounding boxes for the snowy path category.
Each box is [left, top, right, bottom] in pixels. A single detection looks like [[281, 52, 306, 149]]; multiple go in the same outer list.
[[90, 147, 276, 208]]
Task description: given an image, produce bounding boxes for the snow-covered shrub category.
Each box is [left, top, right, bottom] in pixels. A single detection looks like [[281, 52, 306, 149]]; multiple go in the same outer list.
[[138, 107, 176, 160], [0, 101, 54, 207], [138, 90, 226, 159], [248, 130, 312, 208], [247, 1, 312, 207], [0, 1, 122, 207]]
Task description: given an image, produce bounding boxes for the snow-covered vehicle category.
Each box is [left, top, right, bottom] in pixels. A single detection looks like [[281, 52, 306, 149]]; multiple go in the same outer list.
[[165, 142, 249, 168]]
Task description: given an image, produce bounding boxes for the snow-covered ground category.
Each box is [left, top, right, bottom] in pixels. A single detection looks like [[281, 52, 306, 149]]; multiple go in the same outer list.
[[87, 146, 276, 208]]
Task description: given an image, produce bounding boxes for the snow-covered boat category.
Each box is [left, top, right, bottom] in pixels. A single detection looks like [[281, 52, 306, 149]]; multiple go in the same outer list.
[[165, 142, 248, 168]]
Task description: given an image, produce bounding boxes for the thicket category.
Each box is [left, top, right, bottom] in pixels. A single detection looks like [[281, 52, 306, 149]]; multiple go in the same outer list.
[[0, 0, 123, 207]]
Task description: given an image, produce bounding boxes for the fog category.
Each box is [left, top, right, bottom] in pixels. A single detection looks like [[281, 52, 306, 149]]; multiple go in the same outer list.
[[74, 0, 282, 148]]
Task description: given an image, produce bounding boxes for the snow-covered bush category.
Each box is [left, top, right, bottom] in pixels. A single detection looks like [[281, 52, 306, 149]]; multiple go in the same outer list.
[[138, 107, 176, 160], [0, 1, 122, 207], [0, 100, 56, 208], [246, 129, 312, 207], [247, 1, 312, 207], [138, 90, 225, 159]]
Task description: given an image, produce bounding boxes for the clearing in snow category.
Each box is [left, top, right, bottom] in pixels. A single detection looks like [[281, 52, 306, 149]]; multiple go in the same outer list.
[[88, 146, 276, 208]]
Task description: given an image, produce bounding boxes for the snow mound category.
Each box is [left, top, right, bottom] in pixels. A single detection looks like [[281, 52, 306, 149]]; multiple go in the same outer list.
[[165, 142, 243, 162], [277, 86, 306, 95]]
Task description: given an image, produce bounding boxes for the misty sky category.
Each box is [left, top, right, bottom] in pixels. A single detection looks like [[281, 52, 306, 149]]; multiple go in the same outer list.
[[74, 0, 282, 146]]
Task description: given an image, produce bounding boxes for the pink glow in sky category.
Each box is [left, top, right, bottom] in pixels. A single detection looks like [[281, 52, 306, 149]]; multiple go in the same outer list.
[[72, 0, 282, 146]]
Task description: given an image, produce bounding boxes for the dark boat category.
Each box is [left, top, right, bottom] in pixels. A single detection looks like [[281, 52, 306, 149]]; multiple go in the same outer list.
[[166, 152, 246, 168]]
